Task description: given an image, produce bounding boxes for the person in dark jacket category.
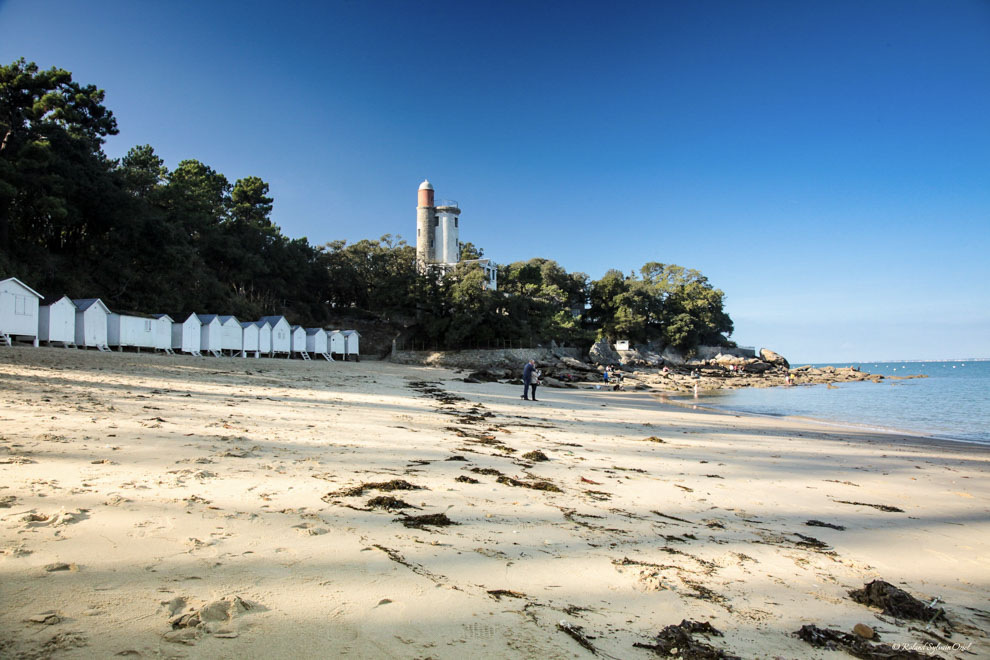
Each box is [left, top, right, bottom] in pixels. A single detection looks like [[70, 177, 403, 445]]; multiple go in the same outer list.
[[521, 359, 535, 400]]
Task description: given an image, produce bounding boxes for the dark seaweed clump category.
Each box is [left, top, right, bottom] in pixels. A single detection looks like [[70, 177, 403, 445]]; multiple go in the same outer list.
[[795, 624, 933, 659], [328, 479, 424, 498], [367, 496, 416, 511], [849, 580, 946, 622], [634, 620, 739, 659], [497, 475, 562, 492], [396, 513, 458, 529]]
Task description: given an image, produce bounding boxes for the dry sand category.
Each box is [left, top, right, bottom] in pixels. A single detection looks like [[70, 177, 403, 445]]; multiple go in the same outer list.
[[1, 347, 988, 659]]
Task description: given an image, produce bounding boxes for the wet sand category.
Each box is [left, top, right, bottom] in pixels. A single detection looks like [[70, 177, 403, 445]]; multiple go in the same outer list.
[[1, 347, 988, 658]]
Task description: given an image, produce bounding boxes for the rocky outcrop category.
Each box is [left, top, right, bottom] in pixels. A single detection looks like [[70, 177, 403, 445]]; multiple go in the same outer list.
[[560, 356, 598, 372], [588, 340, 621, 366], [617, 347, 664, 367], [714, 353, 749, 367], [743, 361, 772, 374], [661, 347, 686, 366], [760, 348, 790, 368], [390, 347, 580, 371]]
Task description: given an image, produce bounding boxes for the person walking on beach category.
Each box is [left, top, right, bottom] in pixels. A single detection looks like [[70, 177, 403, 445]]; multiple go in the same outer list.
[[522, 359, 535, 400]]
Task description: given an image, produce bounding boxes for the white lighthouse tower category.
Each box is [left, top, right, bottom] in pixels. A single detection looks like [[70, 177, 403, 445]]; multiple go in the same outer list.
[[416, 179, 460, 268], [415, 179, 496, 289]]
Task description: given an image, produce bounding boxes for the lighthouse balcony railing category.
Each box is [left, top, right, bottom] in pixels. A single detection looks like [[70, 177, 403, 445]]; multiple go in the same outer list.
[[434, 199, 459, 209]]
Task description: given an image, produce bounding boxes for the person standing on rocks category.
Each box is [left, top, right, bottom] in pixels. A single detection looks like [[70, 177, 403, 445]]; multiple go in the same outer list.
[[522, 359, 536, 400]]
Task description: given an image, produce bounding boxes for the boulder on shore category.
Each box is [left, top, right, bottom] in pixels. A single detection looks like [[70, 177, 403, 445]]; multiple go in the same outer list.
[[759, 348, 790, 368], [560, 356, 598, 372], [714, 353, 748, 367], [589, 340, 622, 366], [743, 361, 773, 374]]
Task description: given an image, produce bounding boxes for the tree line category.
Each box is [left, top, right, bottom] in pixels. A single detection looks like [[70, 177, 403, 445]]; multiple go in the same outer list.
[[0, 59, 734, 352]]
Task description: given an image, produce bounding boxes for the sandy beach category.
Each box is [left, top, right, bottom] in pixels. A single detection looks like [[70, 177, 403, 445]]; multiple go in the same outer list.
[[1, 347, 988, 659]]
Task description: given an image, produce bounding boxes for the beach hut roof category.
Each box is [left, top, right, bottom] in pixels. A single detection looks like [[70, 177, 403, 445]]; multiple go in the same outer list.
[[241, 321, 257, 329], [219, 315, 238, 323], [152, 313, 175, 322], [305, 328, 325, 336], [41, 294, 76, 307], [114, 310, 157, 319], [342, 329, 361, 337], [254, 318, 273, 328], [1, 277, 43, 298], [73, 298, 110, 313], [258, 315, 288, 325], [196, 314, 220, 324]]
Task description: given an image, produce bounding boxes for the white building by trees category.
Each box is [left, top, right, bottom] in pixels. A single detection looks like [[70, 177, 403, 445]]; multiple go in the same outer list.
[[240, 321, 260, 358], [0, 277, 42, 347], [73, 298, 110, 351], [415, 180, 496, 290], [172, 313, 202, 356], [306, 328, 331, 360], [259, 316, 291, 355], [342, 329, 361, 360], [255, 319, 272, 355], [218, 315, 242, 355], [39, 295, 76, 347], [107, 312, 158, 351]]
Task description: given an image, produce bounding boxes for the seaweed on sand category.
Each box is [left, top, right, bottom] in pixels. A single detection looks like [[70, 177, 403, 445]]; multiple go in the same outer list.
[[470, 467, 504, 477], [366, 496, 417, 511], [487, 589, 526, 600], [849, 580, 947, 623], [834, 500, 904, 513], [806, 519, 846, 530], [496, 475, 562, 492], [634, 620, 739, 659], [395, 512, 459, 529], [794, 624, 937, 659], [326, 479, 425, 499]]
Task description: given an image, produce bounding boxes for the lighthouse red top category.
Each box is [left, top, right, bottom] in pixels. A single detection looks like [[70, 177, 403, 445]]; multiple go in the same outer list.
[[418, 179, 435, 207]]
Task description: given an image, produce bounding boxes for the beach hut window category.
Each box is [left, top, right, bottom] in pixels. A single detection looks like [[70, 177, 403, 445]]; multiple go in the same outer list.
[[144, 320, 152, 331]]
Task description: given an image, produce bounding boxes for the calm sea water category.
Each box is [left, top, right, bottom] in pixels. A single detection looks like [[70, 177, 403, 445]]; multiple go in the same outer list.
[[694, 360, 990, 445]]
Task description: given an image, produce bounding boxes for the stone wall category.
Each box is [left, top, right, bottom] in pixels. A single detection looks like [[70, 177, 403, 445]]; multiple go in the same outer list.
[[695, 345, 757, 359], [389, 346, 580, 371]]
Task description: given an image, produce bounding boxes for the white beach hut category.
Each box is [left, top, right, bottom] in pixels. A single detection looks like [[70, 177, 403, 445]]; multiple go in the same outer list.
[[73, 298, 111, 351], [172, 313, 202, 356], [107, 312, 158, 351], [342, 329, 361, 361], [328, 330, 345, 358], [218, 315, 242, 355], [306, 328, 332, 361], [39, 295, 77, 347], [290, 325, 309, 359], [0, 277, 42, 347], [259, 316, 291, 356], [196, 314, 223, 357], [240, 321, 260, 358], [152, 315, 175, 353], [254, 319, 272, 356]]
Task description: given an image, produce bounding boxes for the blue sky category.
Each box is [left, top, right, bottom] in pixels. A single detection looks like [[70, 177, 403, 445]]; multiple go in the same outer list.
[[2, 0, 988, 362]]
